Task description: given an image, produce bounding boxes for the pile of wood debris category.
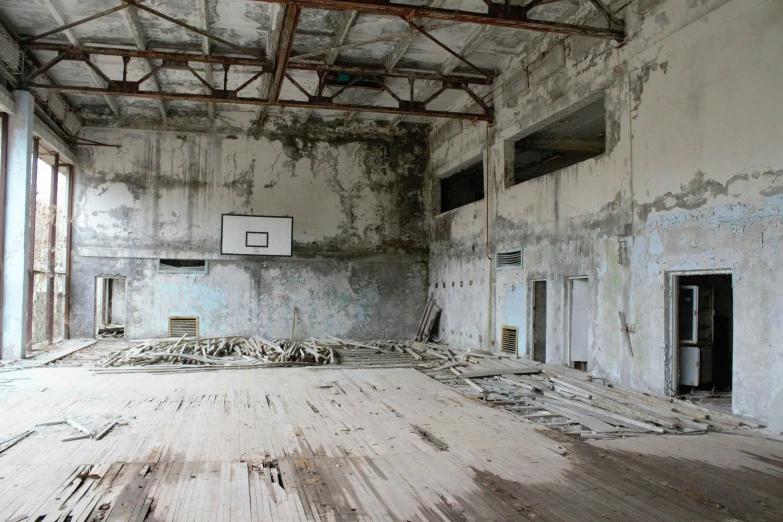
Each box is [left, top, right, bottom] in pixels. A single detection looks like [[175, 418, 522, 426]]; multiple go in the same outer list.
[[101, 336, 337, 368], [96, 336, 448, 372], [425, 351, 762, 439]]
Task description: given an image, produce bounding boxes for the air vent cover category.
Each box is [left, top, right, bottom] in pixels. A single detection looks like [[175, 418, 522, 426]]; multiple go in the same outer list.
[[496, 250, 522, 268], [159, 259, 208, 275], [169, 316, 199, 338], [501, 326, 518, 354]]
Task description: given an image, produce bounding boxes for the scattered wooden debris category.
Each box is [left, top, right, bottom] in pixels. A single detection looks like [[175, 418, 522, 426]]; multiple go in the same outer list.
[[0, 429, 35, 454], [97, 336, 446, 371], [36, 419, 67, 427], [100, 335, 340, 367], [422, 348, 761, 438], [98, 323, 125, 338], [67, 418, 95, 437], [415, 296, 441, 342], [95, 421, 118, 441]]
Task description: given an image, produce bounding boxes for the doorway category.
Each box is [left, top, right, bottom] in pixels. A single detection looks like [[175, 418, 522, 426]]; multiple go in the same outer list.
[[95, 277, 127, 339], [531, 280, 547, 362], [675, 273, 733, 411], [569, 278, 589, 371]]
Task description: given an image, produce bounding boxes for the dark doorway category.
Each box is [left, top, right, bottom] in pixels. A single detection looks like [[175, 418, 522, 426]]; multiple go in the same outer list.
[[532, 280, 547, 363], [95, 277, 127, 339], [676, 274, 733, 410]]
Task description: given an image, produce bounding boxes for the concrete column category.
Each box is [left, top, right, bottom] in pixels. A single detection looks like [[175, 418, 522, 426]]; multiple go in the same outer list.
[[1, 91, 35, 360]]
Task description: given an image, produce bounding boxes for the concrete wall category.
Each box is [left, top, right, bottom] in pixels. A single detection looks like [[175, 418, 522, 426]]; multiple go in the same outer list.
[[428, 0, 783, 422], [70, 124, 428, 341]]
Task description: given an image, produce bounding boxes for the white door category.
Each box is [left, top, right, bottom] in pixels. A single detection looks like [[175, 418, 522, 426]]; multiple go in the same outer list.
[[570, 279, 589, 363]]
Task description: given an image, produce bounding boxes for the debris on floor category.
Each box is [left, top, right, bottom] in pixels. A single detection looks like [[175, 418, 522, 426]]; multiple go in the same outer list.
[[425, 351, 762, 438], [97, 323, 125, 338], [93, 336, 443, 373]]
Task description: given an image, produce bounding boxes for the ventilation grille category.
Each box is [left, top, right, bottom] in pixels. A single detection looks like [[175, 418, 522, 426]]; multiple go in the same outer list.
[[159, 259, 208, 275], [497, 250, 522, 268], [168, 316, 199, 338], [501, 326, 518, 354]]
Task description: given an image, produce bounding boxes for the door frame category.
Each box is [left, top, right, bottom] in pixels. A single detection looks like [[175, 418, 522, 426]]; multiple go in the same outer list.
[[664, 268, 732, 396], [94, 275, 128, 340], [565, 276, 589, 367], [527, 279, 547, 361]]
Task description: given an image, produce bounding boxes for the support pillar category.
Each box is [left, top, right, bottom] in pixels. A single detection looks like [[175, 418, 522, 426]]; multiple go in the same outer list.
[[1, 91, 36, 360]]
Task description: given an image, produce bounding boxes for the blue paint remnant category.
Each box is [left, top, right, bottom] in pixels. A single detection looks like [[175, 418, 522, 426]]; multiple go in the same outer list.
[[154, 283, 229, 333], [671, 249, 716, 271], [645, 196, 783, 233], [648, 230, 664, 255], [503, 284, 527, 353], [647, 261, 660, 277], [596, 258, 608, 278]]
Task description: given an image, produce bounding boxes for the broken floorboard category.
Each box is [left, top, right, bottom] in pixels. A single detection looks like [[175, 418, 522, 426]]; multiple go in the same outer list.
[[1, 366, 781, 521], [424, 347, 761, 437]]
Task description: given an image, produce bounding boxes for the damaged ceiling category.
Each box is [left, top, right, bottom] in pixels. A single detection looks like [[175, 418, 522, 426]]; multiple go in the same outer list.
[[0, 0, 624, 133]]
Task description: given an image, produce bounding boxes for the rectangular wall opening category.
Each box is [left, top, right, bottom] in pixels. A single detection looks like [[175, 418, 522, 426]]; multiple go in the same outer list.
[[531, 280, 547, 363], [509, 97, 606, 187], [675, 274, 733, 412], [569, 277, 589, 371], [95, 277, 127, 339], [440, 160, 484, 213], [158, 259, 208, 275]]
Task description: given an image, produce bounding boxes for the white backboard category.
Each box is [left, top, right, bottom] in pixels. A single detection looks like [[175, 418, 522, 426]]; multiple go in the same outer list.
[[221, 214, 293, 256]]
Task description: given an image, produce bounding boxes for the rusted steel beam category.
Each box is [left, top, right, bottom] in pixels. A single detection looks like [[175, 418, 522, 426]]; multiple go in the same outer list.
[[24, 83, 493, 121], [26, 43, 268, 67], [21, 0, 149, 44], [269, 5, 301, 102], [24, 52, 67, 82], [46, 154, 59, 344], [291, 62, 492, 84], [403, 17, 490, 79], [80, 57, 118, 90], [587, 0, 625, 27], [64, 165, 74, 340], [25, 43, 493, 84], [258, 0, 625, 40], [121, 0, 266, 59], [25, 138, 40, 351], [461, 84, 491, 113]]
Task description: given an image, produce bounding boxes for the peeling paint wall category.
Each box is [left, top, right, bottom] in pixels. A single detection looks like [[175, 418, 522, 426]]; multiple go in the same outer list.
[[428, 0, 783, 422], [71, 124, 428, 341]]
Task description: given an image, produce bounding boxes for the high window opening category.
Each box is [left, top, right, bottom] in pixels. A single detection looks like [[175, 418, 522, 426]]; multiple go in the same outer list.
[[510, 97, 606, 186], [30, 157, 70, 350], [676, 274, 733, 412], [158, 259, 208, 275], [440, 160, 484, 213]]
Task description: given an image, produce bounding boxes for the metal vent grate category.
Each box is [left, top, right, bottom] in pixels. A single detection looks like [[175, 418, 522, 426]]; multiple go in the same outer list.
[[168, 316, 199, 338], [496, 250, 522, 268], [159, 259, 208, 275], [501, 326, 518, 354]]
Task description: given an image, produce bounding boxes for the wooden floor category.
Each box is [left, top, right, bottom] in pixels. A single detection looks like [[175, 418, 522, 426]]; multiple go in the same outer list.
[[1, 366, 781, 521]]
